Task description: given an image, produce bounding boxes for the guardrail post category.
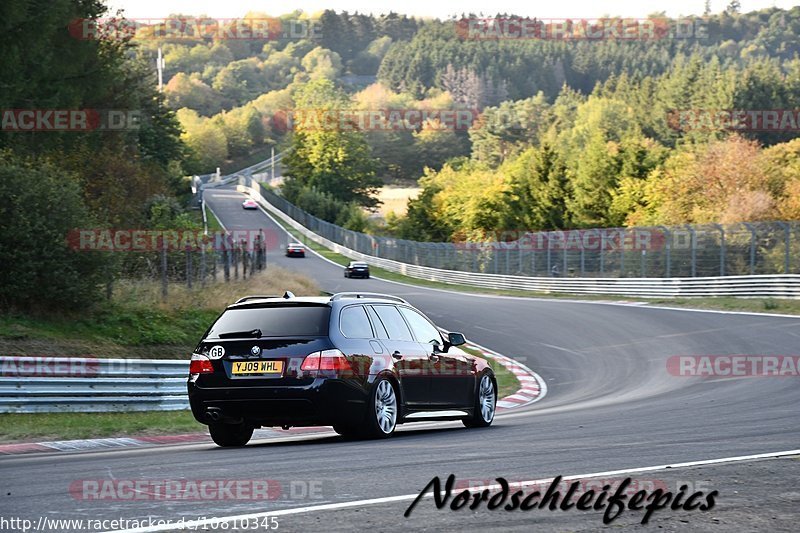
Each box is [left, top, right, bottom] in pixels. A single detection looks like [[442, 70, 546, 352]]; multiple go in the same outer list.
[[234, 239, 240, 280], [641, 249, 646, 277], [255, 232, 263, 271], [186, 247, 192, 289], [200, 244, 206, 287], [686, 225, 697, 277], [777, 222, 790, 273], [712, 224, 725, 276], [743, 222, 757, 275], [223, 235, 231, 282], [599, 230, 605, 274], [657, 226, 671, 277], [161, 238, 168, 301]]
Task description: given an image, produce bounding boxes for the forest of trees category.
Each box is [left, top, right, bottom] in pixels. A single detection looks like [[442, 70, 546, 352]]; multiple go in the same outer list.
[[140, 6, 800, 244], [6, 3, 798, 310], [1, 0, 190, 309]]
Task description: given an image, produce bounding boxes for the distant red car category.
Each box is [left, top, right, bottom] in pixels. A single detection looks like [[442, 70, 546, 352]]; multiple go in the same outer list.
[[285, 243, 306, 257], [242, 199, 258, 210]]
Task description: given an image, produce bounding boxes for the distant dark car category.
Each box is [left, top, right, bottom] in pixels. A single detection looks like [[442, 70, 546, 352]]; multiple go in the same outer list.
[[285, 243, 305, 257], [188, 292, 496, 445], [242, 199, 258, 210], [344, 261, 370, 279]]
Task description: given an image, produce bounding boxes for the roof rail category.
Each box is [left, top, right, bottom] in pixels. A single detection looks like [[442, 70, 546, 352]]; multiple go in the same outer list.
[[234, 295, 280, 304], [329, 292, 408, 304]]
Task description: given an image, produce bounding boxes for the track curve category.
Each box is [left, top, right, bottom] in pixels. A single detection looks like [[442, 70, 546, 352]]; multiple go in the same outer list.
[[1, 187, 797, 531]]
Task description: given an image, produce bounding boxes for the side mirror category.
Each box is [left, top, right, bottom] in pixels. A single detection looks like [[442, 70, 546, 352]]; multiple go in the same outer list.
[[447, 332, 466, 347]]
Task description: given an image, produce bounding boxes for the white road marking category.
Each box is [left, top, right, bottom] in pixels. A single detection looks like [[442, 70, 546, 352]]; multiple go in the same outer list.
[[107, 448, 800, 532]]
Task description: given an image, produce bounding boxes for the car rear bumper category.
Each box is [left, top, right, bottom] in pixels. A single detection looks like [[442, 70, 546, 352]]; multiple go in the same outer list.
[[347, 271, 369, 277], [188, 379, 367, 427]]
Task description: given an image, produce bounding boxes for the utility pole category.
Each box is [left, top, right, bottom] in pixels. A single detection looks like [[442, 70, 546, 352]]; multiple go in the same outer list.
[[157, 47, 165, 91], [271, 146, 275, 183]]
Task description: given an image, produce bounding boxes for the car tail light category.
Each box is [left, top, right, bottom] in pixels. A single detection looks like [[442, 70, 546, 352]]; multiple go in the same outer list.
[[189, 354, 214, 376], [300, 349, 352, 377]]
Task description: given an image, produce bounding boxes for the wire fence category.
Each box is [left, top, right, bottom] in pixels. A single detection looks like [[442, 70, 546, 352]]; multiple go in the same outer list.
[[259, 184, 800, 278], [93, 230, 272, 302]]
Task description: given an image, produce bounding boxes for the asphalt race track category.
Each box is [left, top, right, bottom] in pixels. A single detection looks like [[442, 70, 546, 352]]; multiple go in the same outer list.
[[2, 187, 798, 532]]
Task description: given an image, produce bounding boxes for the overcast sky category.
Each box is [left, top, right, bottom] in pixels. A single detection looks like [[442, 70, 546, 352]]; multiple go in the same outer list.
[[107, 0, 792, 20]]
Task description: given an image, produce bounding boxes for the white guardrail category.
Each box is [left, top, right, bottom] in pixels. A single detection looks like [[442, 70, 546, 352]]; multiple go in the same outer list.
[[0, 358, 188, 413], [240, 181, 800, 299]]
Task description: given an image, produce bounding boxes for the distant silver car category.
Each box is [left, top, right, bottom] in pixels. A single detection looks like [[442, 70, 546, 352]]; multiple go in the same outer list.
[[285, 243, 306, 257]]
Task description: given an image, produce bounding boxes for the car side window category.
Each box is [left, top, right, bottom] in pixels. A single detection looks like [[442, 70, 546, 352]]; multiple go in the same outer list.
[[365, 306, 389, 339], [399, 307, 443, 346], [339, 305, 374, 339], [372, 305, 413, 341]]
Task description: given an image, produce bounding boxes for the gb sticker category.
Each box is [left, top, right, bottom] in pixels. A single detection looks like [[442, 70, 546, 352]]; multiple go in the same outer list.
[[208, 345, 226, 359]]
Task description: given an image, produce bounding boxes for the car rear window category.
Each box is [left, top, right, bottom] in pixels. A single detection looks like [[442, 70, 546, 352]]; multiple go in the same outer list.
[[205, 305, 330, 338], [339, 305, 373, 339]]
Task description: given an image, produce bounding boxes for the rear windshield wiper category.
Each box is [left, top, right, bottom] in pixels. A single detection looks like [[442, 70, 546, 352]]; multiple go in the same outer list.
[[218, 328, 262, 339]]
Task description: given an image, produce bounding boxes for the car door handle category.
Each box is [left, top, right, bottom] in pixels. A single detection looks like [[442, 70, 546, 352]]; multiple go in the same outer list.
[[392, 351, 403, 359]]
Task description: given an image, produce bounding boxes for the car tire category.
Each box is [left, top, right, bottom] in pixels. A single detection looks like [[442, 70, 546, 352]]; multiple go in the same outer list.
[[463, 373, 496, 428], [362, 377, 398, 438], [332, 423, 359, 438], [365, 274, 370, 279], [208, 422, 254, 447], [344, 272, 348, 278]]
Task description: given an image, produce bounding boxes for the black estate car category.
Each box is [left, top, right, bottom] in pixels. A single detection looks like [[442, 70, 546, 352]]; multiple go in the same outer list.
[[188, 292, 497, 446], [344, 261, 370, 278]]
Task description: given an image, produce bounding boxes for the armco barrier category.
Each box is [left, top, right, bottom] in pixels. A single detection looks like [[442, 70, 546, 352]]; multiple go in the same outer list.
[[239, 179, 800, 299], [0, 358, 188, 413]]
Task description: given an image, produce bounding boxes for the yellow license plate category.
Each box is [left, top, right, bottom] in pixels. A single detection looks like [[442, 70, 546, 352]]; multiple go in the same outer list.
[[231, 360, 284, 375]]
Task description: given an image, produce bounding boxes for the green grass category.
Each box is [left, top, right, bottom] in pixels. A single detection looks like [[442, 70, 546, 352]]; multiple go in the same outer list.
[[0, 411, 203, 443], [205, 205, 224, 231], [0, 305, 219, 358], [461, 346, 521, 399], [0, 267, 320, 359], [267, 211, 800, 316]]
